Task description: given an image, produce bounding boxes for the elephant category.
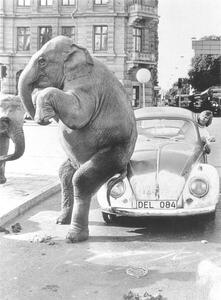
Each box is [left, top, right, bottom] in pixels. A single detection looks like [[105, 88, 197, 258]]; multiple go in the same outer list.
[[0, 93, 25, 184], [18, 36, 137, 243]]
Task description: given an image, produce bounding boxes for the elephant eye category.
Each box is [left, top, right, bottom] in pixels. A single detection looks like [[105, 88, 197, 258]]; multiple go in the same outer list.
[[1, 117, 10, 125], [38, 57, 46, 67]]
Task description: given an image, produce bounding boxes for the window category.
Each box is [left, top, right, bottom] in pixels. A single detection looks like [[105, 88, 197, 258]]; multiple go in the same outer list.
[[94, 0, 108, 4], [39, 27, 52, 48], [17, 0, 30, 6], [136, 119, 198, 144], [132, 86, 140, 108], [62, 0, 75, 5], [94, 26, 108, 51], [133, 27, 142, 52], [17, 27, 30, 51], [40, 0, 53, 6], [62, 27, 75, 40]]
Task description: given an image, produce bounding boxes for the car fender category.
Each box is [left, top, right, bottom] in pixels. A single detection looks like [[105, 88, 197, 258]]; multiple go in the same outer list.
[[182, 163, 220, 209], [97, 177, 133, 210]]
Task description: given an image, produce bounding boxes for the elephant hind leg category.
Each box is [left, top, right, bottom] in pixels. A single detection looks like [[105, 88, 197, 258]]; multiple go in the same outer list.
[[57, 159, 76, 225], [66, 145, 127, 243]]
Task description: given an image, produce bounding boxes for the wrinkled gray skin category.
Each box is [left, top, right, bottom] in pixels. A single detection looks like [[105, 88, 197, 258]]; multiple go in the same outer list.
[[0, 94, 25, 184], [18, 36, 137, 243]]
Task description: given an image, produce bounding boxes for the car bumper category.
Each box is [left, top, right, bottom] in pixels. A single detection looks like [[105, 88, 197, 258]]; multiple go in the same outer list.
[[101, 205, 216, 217]]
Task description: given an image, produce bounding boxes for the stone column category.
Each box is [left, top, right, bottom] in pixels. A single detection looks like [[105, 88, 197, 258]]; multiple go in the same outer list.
[[31, 0, 38, 14], [0, 0, 5, 52]]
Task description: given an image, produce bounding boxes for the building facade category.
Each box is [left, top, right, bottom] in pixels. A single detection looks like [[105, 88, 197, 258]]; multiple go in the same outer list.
[[192, 36, 221, 56], [0, 0, 159, 108]]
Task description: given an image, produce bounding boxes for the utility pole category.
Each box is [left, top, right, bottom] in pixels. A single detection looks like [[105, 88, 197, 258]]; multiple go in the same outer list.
[[178, 78, 182, 107]]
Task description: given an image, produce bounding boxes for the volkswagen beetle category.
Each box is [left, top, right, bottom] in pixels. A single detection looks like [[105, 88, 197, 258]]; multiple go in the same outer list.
[[97, 107, 219, 223]]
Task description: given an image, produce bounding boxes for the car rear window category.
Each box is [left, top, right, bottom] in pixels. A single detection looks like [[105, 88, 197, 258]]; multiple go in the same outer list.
[[137, 118, 198, 144]]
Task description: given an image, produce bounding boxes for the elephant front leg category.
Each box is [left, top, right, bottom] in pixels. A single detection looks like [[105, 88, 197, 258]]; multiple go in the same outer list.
[[57, 159, 76, 225], [33, 87, 96, 130]]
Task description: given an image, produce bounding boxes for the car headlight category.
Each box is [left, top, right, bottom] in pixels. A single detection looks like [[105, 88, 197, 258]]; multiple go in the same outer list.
[[110, 180, 126, 198], [189, 178, 209, 198]]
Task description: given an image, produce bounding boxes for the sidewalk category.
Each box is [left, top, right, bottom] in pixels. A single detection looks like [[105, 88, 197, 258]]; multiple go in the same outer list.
[[0, 121, 66, 225]]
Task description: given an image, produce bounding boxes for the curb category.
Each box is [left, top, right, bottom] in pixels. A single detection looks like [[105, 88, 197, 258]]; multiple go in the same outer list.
[[0, 181, 61, 226]]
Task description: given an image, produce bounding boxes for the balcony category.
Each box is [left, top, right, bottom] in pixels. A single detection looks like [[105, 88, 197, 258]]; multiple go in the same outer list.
[[127, 51, 156, 72], [128, 1, 158, 25], [129, 51, 155, 62]]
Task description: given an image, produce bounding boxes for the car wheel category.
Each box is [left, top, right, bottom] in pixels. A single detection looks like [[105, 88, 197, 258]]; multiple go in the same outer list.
[[203, 211, 216, 221], [196, 211, 216, 223], [102, 212, 116, 224]]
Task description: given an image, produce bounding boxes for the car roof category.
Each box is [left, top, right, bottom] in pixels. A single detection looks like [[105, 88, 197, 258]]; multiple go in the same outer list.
[[134, 106, 195, 121]]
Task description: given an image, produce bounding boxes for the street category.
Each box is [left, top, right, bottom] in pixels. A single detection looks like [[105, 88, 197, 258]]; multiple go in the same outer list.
[[0, 1, 220, 299], [0, 117, 221, 300]]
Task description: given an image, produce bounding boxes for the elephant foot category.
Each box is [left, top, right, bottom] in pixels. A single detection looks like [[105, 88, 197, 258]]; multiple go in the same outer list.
[[66, 227, 89, 243], [0, 176, 6, 184], [56, 209, 72, 225]]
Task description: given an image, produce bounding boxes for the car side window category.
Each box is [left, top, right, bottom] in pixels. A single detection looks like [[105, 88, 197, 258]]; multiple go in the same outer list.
[[179, 121, 198, 144]]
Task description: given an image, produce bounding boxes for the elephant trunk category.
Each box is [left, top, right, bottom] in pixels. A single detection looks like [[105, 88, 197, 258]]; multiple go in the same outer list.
[[18, 64, 36, 119], [0, 125, 25, 163], [0, 135, 9, 184]]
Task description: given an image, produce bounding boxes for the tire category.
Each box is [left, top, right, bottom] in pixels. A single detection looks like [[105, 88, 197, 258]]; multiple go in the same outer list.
[[202, 211, 216, 221], [102, 212, 117, 224], [195, 211, 216, 223]]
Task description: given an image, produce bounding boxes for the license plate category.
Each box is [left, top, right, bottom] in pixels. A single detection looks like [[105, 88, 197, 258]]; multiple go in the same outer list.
[[137, 200, 177, 209]]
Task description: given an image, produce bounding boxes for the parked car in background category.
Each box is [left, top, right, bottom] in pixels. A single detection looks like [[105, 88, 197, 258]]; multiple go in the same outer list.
[[201, 86, 221, 116], [189, 93, 220, 116], [201, 86, 221, 102], [175, 94, 191, 110], [210, 87, 221, 109], [203, 99, 220, 116], [188, 94, 203, 113], [167, 98, 176, 107], [97, 107, 219, 224]]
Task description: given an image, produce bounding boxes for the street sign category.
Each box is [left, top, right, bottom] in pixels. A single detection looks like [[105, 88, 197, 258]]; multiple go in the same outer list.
[[154, 86, 161, 91]]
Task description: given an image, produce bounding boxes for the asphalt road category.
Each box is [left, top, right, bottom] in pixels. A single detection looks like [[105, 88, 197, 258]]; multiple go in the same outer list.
[[0, 116, 221, 300], [1, 192, 221, 300]]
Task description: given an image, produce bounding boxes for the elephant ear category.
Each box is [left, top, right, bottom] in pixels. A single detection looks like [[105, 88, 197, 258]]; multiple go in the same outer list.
[[64, 44, 94, 81]]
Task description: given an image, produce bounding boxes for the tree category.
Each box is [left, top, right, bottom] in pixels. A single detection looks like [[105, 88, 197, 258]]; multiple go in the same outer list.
[[188, 55, 221, 92]]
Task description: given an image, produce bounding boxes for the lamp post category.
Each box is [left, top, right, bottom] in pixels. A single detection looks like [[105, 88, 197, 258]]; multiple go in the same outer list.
[[174, 56, 185, 107], [154, 85, 161, 106], [136, 68, 151, 107]]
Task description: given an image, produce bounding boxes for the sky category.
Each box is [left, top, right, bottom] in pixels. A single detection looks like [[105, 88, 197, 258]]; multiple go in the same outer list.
[[158, 0, 221, 91]]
